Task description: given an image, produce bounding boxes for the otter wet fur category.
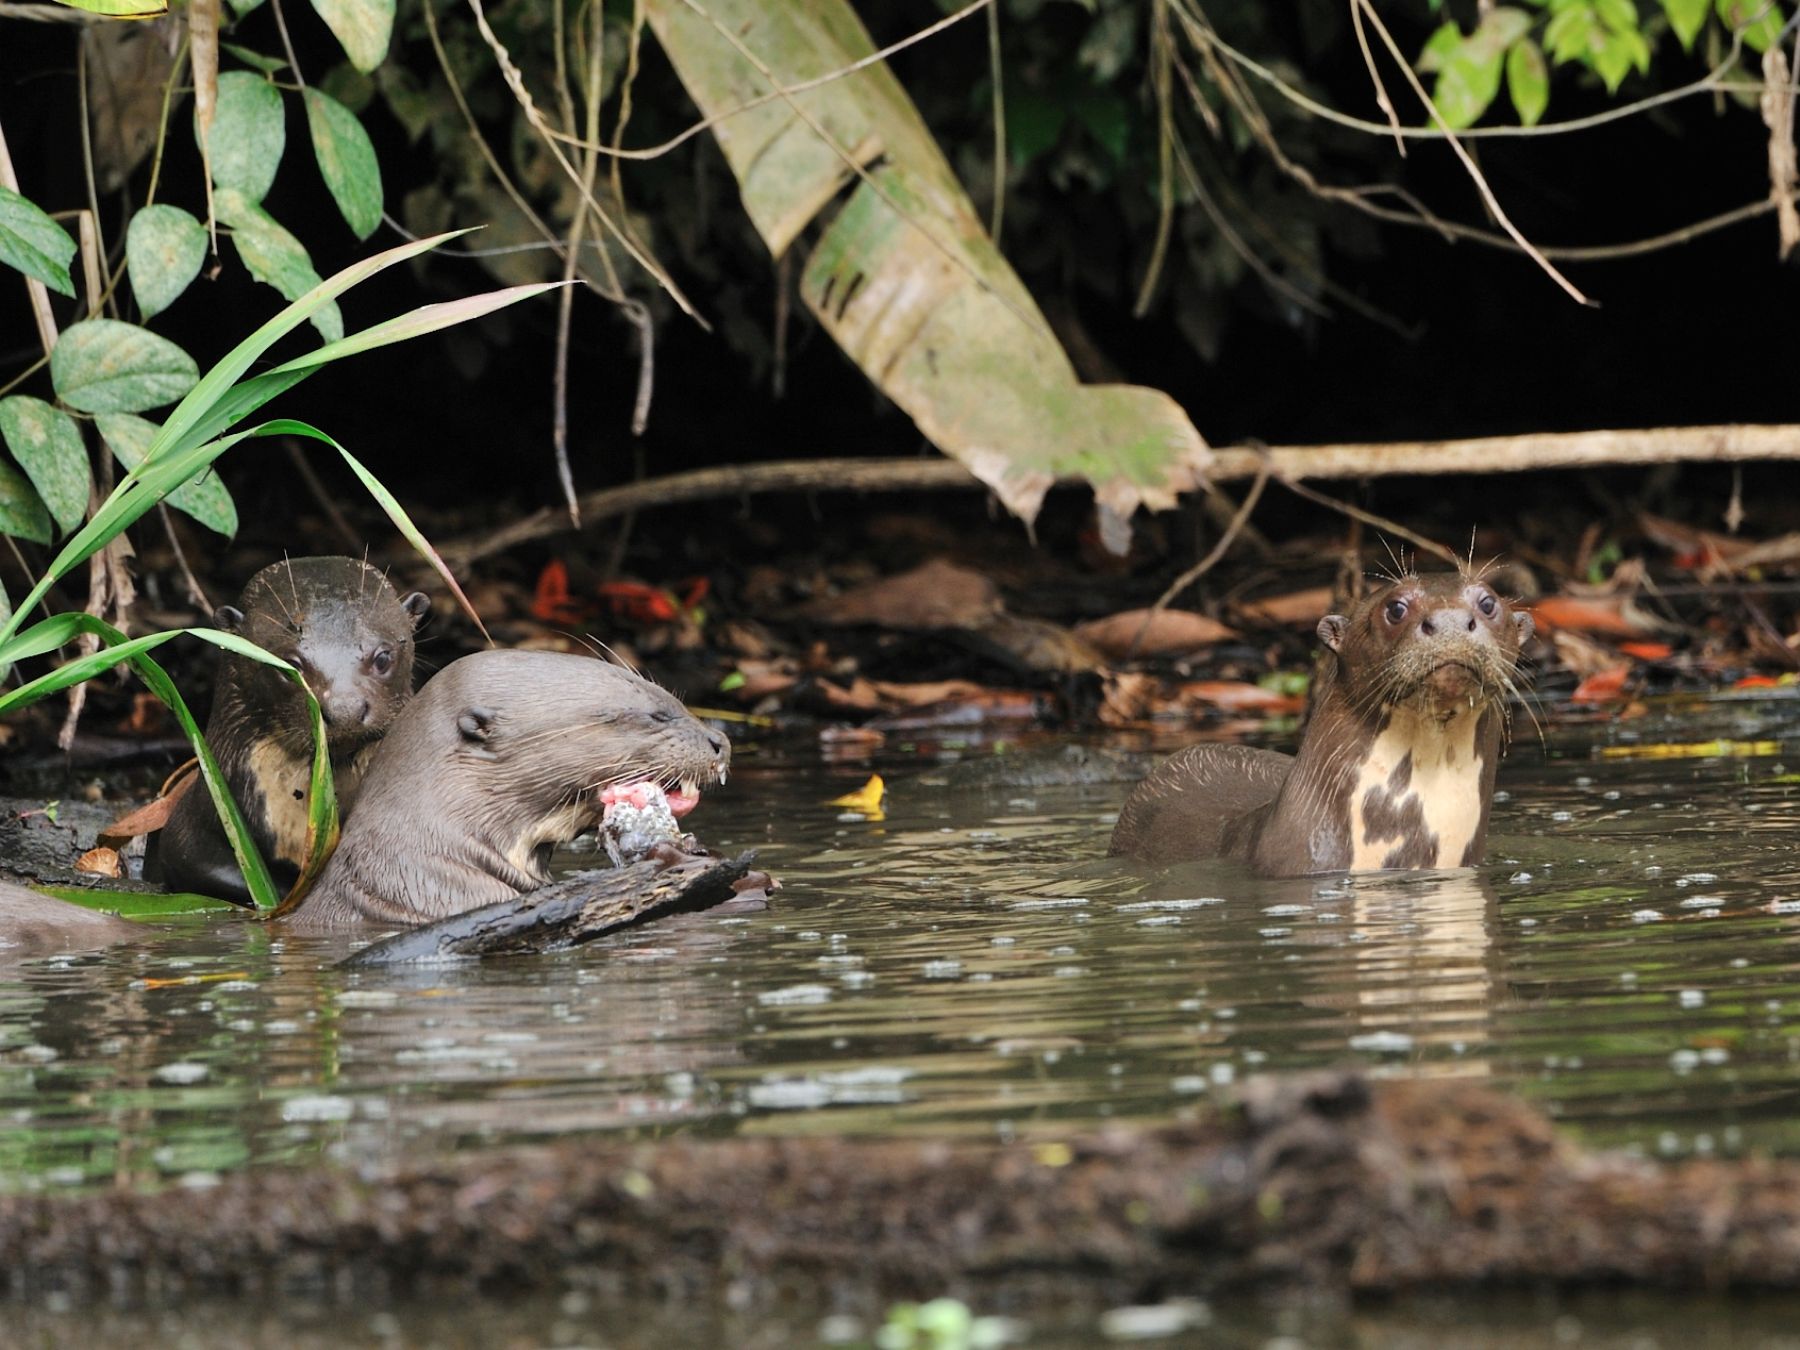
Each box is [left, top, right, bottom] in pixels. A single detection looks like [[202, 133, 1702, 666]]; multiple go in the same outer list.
[[1110, 570, 1532, 877], [153, 557, 430, 901], [287, 650, 731, 929]]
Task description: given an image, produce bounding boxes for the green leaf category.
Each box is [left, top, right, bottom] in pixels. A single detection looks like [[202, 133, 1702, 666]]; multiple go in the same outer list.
[[215, 188, 343, 342], [0, 396, 90, 534], [221, 43, 289, 75], [40, 886, 243, 919], [1434, 43, 1506, 128], [303, 88, 383, 240], [201, 70, 286, 202], [0, 617, 288, 910], [1418, 21, 1463, 73], [47, 0, 167, 14], [1507, 38, 1550, 125], [96, 413, 238, 537], [1484, 6, 1535, 46], [1594, 0, 1639, 32], [1661, 0, 1709, 48], [0, 185, 77, 298], [1592, 28, 1634, 88], [49, 319, 199, 414], [0, 460, 52, 544], [310, 0, 395, 73], [1545, 5, 1597, 63], [1717, 0, 1784, 51], [0, 229, 491, 652], [126, 204, 207, 318]]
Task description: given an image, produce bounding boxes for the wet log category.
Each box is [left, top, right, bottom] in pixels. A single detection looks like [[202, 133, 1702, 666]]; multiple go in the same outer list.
[[8, 1070, 1800, 1305], [338, 851, 757, 967]]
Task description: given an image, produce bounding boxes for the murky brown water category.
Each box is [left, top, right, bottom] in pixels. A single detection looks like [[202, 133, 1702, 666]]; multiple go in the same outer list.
[[5, 693, 1800, 1338]]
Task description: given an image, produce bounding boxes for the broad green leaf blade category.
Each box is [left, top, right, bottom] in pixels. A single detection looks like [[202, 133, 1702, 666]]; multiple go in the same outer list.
[[303, 87, 383, 240], [47, 0, 167, 14], [266, 281, 568, 373], [643, 0, 1209, 530], [310, 0, 395, 72], [0, 460, 52, 544], [0, 185, 77, 298], [42, 886, 242, 919], [202, 70, 286, 202], [126, 204, 208, 318], [216, 188, 343, 342], [96, 412, 238, 537], [0, 617, 304, 910], [0, 396, 90, 534], [1507, 38, 1550, 127], [149, 228, 473, 464], [6, 424, 260, 639], [0, 627, 183, 708], [50, 319, 200, 414], [1417, 21, 1462, 73], [1661, 0, 1709, 48], [1434, 41, 1504, 127]]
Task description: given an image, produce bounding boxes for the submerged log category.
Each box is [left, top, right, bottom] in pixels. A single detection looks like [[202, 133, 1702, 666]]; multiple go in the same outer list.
[[338, 851, 758, 967], [7, 1070, 1800, 1305]]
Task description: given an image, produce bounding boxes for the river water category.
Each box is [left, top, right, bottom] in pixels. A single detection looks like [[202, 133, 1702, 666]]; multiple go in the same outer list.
[[4, 691, 1800, 1341]]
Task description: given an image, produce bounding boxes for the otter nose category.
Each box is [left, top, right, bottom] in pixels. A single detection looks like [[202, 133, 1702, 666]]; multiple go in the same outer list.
[[319, 692, 373, 727], [706, 729, 727, 756], [1419, 607, 1477, 639]]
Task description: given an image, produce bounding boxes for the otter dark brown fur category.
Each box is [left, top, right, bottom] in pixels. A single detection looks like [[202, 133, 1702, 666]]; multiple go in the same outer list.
[[153, 557, 429, 901], [287, 650, 730, 929], [1110, 571, 1531, 876]]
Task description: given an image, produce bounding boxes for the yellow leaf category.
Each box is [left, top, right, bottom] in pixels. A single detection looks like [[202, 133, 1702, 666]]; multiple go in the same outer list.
[[1598, 739, 1780, 760], [826, 774, 886, 813]]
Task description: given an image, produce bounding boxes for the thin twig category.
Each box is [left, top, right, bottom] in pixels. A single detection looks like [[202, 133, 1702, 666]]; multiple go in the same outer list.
[[1276, 474, 1459, 567], [545, 0, 997, 161], [284, 440, 363, 551], [1348, 0, 1406, 156], [1129, 455, 1272, 659], [466, 0, 697, 318], [158, 504, 211, 612], [1134, 0, 1176, 316], [1352, 0, 1589, 304]]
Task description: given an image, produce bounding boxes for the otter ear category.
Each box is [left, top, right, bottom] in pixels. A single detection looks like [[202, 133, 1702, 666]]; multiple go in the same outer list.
[[1317, 614, 1349, 652], [401, 591, 431, 627], [1512, 610, 1534, 643], [212, 604, 245, 631], [457, 707, 496, 743]]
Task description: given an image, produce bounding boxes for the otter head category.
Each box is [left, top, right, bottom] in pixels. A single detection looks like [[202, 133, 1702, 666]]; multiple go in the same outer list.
[[438, 650, 730, 868], [217, 556, 430, 754], [1317, 571, 1531, 725]]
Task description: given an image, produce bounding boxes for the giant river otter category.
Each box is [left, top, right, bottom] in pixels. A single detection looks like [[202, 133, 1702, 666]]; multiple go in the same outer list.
[[1110, 570, 1531, 876], [152, 557, 429, 901], [288, 650, 731, 929]]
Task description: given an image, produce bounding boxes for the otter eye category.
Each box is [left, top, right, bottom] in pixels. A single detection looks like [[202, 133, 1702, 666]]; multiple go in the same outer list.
[[1383, 598, 1408, 625], [650, 709, 677, 724], [370, 647, 395, 676], [1475, 590, 1498, 618]]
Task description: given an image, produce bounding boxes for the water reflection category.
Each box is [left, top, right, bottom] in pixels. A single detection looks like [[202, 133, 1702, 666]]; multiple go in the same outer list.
[[2, 694, 1800, 1188]]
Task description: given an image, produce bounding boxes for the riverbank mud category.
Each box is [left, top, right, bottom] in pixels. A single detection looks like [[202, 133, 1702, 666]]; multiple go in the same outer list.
[[6, 1070, 1800, 1308]]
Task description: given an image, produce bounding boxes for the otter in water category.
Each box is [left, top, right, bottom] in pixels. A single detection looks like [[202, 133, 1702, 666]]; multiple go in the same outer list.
[[0, 881, 142, 958], [1109, 571, 1532, 876], [153, 557, 430, 901], [287, 649, 731, 929]]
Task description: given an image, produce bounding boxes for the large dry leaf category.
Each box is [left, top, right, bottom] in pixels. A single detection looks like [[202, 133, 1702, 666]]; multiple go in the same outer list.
[[644, 0, 1209, 532], [802, 558, 1001, 630]]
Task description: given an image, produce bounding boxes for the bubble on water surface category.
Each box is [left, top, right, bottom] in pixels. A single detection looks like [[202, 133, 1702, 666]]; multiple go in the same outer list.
[[281, 1095, 354, 1122], [153, 1062, 207, 1085], [1349, 1031, 1414, 1053], [758, 983, 833, 1006]]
